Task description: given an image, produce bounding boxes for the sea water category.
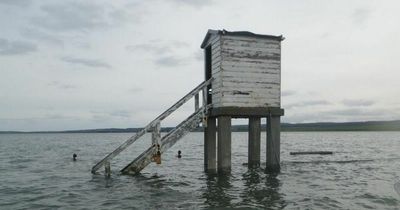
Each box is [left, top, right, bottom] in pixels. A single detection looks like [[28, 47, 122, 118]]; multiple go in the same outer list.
[[0, 132, 399, 209]]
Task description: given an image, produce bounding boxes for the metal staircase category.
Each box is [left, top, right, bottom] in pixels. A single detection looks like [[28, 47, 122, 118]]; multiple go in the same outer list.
[[91, 78, 213, 175]]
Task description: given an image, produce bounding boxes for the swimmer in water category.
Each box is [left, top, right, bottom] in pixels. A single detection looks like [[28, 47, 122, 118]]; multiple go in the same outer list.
[[177, 150, 182, 158], [73, 153, 77, 161]]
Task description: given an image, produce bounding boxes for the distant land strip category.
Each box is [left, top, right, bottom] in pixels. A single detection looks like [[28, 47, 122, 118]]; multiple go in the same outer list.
[[1, 120, 400, 134]]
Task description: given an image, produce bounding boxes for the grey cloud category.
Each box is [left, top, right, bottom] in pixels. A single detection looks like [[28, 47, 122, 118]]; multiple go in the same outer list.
[[352, 8, 371, 26], [48, 81, 77, 90], [155, 56, 187, 67], [125, 0, 212, 8], [320, 32, 332, 39], [323, 108, 392, 120], [110, 110, 131, 118], [90, 110, 131, 122], [300, 100, 330, 106], [45, 114, 71, 120], [0, 38, 37, 55], [283, 112, 336, 123], [32, 2, 112, 32], [126, 44, 171, 54], [284, 107, 386, 123], [21, 28, 64, 46], [127, 40, 191, 67], [170, 40, 190, 48], [194, 51, 203, 61], [126, 40, 189, 54], [109, 8, 138, 24], [322, 108, 396, 119], [170, 0, 213, 7], [61, 56, 111, 69], [282, 90, 296, 97], [129, 87, 143, 93], [0, 0, 31, 7], [325, 108, 366, 116], [286, 100, 330, 109], [90, 114, 107, 123], [342, 99, 374, 107]]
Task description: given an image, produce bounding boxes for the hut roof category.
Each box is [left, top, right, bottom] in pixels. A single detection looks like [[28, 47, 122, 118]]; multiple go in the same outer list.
[[200, 29, 284, 49]]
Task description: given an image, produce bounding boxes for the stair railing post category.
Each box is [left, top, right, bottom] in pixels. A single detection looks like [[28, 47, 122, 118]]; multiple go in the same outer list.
[[152, 122, 161, 145], [105, 161, 111, 178], [195, 93, 199, 111], [201, 86, 209, 127], [202, 86, 208, 107]]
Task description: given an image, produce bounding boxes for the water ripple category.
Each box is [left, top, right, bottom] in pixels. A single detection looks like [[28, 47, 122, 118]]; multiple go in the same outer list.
[[0, 132, 399, 209]]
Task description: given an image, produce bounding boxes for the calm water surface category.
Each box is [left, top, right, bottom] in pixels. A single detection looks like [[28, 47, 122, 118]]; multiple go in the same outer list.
[[0, 132, 399, 209]]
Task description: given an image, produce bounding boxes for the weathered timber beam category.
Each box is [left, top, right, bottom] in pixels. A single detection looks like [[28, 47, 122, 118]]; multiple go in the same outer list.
[[120, 145, 157, 175], [209, 107, 284, 117]]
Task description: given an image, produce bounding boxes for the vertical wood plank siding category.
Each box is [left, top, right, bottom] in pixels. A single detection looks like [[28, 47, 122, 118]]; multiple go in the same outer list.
[[211, 35, 281, 108]]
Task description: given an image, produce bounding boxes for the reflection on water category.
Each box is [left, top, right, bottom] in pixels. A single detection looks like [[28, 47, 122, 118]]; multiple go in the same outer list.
[[242, 169, 286, 209], [203, 174, 233, 208], [264, 173, 286, 209], [395, 182, 400, 196], [202, 169, 287, 209]]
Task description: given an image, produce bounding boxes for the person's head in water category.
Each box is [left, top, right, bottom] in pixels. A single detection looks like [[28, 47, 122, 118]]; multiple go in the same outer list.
[[177, 150, 182, 158], [73, 153, 77, 161]]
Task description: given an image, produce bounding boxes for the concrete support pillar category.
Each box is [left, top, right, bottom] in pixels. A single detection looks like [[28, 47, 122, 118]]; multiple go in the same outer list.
[[248, 117, 261, 168], [204, 117, 217, 172], [266, 115, 281, 172], [217, 116, 231, 173]]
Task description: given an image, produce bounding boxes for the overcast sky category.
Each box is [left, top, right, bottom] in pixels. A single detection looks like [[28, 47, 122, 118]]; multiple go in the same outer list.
[[1, 0, 399, 131]]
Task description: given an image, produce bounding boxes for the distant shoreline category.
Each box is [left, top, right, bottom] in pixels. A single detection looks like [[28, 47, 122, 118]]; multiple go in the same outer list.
[[1, 120, 399, 134]]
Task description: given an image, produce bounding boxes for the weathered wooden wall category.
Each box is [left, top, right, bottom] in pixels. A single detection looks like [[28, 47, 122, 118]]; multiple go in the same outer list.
[[209, 34, 281, 108]]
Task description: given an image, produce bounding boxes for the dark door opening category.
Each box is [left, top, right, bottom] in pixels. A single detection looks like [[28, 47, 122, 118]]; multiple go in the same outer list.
[[205, 46, 212, 105]]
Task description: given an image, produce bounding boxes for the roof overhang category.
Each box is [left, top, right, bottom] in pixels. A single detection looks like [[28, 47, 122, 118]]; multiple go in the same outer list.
[[200, 29, 284, 49]]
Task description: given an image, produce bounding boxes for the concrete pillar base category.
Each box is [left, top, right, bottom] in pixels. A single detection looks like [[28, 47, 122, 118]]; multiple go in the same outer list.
[[248, 117, 261, 168], [204, 117, 217, 173], [266, 115, 281, 172], [217, 116, 231, 173]]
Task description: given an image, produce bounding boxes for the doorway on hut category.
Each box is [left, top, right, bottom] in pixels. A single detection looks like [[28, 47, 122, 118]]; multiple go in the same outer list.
[[205, 45, 212, 106]]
